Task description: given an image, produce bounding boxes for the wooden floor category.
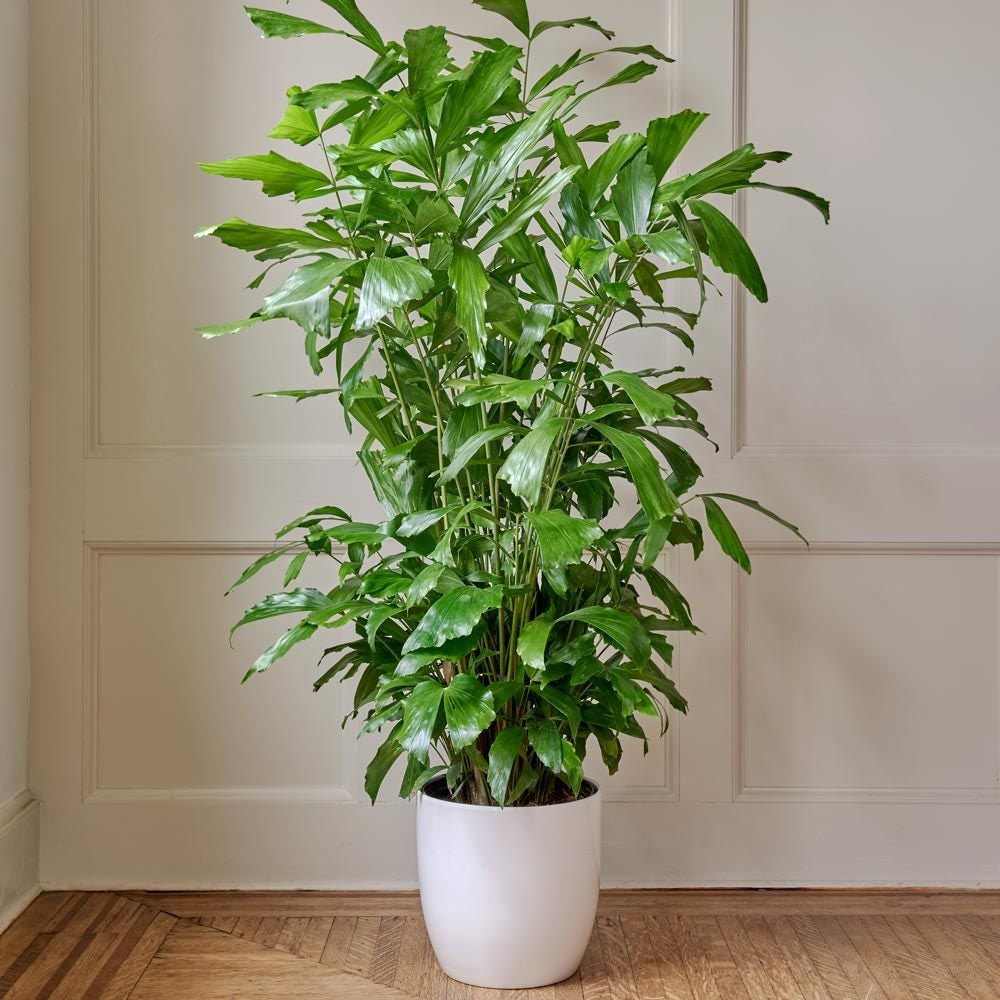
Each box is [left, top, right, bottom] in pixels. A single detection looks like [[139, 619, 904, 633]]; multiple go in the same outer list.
[[2, 891, 1000, 999]]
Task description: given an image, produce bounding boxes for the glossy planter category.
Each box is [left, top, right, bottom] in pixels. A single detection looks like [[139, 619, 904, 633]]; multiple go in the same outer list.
[[416, 779, 602, 990]]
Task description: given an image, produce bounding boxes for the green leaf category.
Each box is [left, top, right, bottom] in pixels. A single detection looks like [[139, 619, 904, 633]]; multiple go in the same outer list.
[[283, 551, 308, 587], [291, 77, 379, 110], [443, 674, 496, 750], [602, 370, 677, 425], [525, 511, 603, 595], [364, 728, 404, 804], [317, 0, 386, 53], [560, 606, 651, 665], [449, 246, 490, 367], [195, 218, 336, 253], [198, 152, 330, 199], [357, 255, 434, 329], [472, 0, 530, 36], [579, 133, 645, 207], [527, 720, 563, 771], [488, 727, 525, 805], [688, 199, 768, 303], [263, 255, 354, 314], [475, 167, 578, 252], [399, 680, 445, 762], [396, 631, 483, 676], [647, 110, 708, 181], [405, 25, 450, 96], [517, 612, 557, 675], [749, 183, 831, 223], [256, 388, 338, 402], [462, 89, 576, 229], [246, 621, 317, 680], [476, 167, 577, 253], [497, 417, 564, 506], [585, 60, 658, 97], [245, 7, 335, 39], [532, 17, 614, 41], [560, 740, 584, 795], [435, 45, 521, 154], [611, 149, 656, 236], [454, 376, 547, 410], [402, 586, 505, 654], [231, 588, 332, 638], [269, 89, 320, 145], [227, 543, 296, 594], [643, 230, 693, 267], [592, 423, 676, 523], [701, 493, 807, 545], [702, 496, 751, 573], [551, 121, 587, 171], [535, 686, 581, 737], [513, 303, 555, 367]]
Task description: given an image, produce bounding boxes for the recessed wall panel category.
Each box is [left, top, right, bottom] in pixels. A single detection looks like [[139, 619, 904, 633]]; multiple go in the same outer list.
[[741, 0, 1000, 448], [741, 552, 1000, 795]]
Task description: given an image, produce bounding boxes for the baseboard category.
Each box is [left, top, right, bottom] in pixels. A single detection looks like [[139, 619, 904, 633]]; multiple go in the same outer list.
[[0, 790, 40, 934]]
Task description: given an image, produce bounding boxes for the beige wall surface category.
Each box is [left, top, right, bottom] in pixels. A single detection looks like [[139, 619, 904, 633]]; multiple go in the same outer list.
[[28, 0, 1000, 889], [0, 0, 40, 929]]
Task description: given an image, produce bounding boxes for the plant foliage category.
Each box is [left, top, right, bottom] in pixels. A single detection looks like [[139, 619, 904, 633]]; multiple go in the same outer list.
[[199, 0, 828, 806]]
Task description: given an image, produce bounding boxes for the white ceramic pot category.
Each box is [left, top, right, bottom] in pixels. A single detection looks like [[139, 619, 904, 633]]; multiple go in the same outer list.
[[416, 779, 602, 989]]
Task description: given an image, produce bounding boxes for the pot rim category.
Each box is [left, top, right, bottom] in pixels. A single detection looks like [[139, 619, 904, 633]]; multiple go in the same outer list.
[[417, 777, 601, 814]]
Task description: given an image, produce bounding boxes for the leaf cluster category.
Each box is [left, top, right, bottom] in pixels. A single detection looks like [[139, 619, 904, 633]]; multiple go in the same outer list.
[[200, 0, 826, 806]]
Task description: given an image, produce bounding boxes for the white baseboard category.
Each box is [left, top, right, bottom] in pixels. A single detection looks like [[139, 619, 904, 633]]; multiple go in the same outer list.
[[0, 790, 40, 934]]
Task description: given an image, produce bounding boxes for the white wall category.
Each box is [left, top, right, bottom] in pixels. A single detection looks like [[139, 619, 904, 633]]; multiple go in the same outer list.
[[27, 0, 1000, 889], [0, 0, 39, 930]]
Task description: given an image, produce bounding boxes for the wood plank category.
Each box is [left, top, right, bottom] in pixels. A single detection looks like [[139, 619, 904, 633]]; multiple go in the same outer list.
[[619, 915, 664, 1000], [597, 916, 639, 1000], [128, 921, 416, 999], [579, 923, 611, 1000], [297, 917, 335, 963], [345, 916, 381, 978], [854, 916, 940, 1000], [811, 917, 887, 1000], [6, 933, 82, 1000], [837, 916, 915, 1000], [715, 916, 776, 1000], [882, 916, 969, 1000], [909, 916, 1000, 1000], [393, 918, 428, 996], [763, 917, 832, 1000], [786, 916, 857, 1000], [372, 915, 406, 986], [232, 916, 262, 941], [644, 916, 696, 1000], [909, 915, 997, 1000], [0, 893, 72, 972], [275, 917, 309, 955], [82, 907, 172, 1000], [252, 917, 285, 949], [668, 917, 721, 1000], [691, 916, 749, 1000], [739, 916, 805, 1000], [320, 916, 358, 970]]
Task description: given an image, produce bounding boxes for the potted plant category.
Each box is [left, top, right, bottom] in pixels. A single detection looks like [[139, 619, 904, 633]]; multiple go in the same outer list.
[[198, 0, 827, 988]]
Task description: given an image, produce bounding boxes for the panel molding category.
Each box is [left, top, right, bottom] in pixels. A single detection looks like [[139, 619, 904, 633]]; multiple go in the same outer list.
[[726, 1, 1000, 461], [83, 541, 678, 805], [733, 541, 1000, 803], [80, 0, 355, 461], [82, 541, 355, 804]]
